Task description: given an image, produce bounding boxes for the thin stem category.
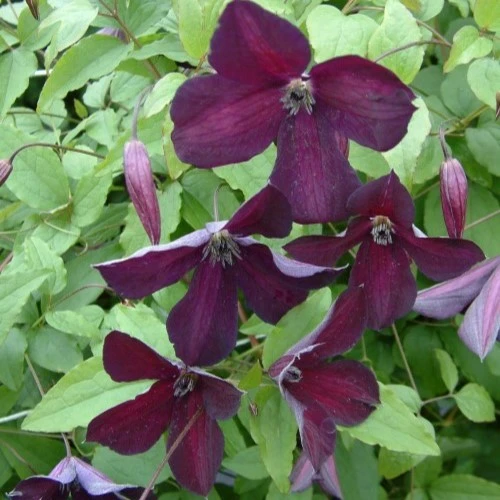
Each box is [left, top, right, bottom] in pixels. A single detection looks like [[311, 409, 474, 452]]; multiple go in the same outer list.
[[422, 394, 453, 406], [391, 324, 419, 397], [0, 438, 37, 474], [7, 110, 80, 124], [414, 181, 439, 200], [131, 86, 153, 139], [238, 301, 259, 349], [212, 184, 225, 222], [342, 0, 359, 14], [464, 208, 500, 231], [138, 409, 203, 500], [9, 143, 104, 164], [374, 39, 449, 63], [0, 410, 31, 425], [439, 124, 452, 160]]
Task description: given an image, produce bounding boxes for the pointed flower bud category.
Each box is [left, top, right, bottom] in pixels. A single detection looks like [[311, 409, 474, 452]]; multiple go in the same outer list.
[[123, 140, 161, 245], [25, 0, 39, 20], [440, 158, 468, 239], [0, 159, 13, 187]]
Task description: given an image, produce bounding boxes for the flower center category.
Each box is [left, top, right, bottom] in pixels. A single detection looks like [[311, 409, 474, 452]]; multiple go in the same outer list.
[[202, 229, 241, 268], [283, 365, 302, 383], [281, 78, 315, 116], [371, 215, 394, 245], [174, 372, 198, 398]]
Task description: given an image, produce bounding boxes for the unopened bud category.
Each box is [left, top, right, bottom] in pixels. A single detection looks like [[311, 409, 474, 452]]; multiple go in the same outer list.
[[97, 27, 127, 43], [25, 0, 39, 20], [440, 157, 468, 239], [124, 140, 161, 245], [496, 91, 500, 121], [0, 159, 13, 187]]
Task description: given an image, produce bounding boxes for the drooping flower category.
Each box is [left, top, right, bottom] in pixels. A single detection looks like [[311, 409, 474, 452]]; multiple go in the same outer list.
[[96, 184, 340, 366], [290, 452, 342, 499], [285, 171, 485, 330], [414, 256, 500, 360], [7, 455, 152, 500], [170, 0, 416, 223], [268, 287, 379, 471], [86, 331, 243, 497]]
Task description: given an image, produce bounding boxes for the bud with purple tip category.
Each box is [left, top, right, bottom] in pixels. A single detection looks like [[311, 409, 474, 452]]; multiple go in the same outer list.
[[0, 159, 13, 187], [123, 140, 161, 245], [25, 0, 39, 20]]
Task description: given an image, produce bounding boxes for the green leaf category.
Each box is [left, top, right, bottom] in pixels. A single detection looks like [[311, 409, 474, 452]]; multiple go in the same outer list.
[[449, 0, 469, 16], [220, 418, 247, 458], [453, 383, 495, 422], [467, 58, 500, 109], [266, 482, 312, 500], [0, 328, 27, 391], [248, 386, 297, 493], [0, 49, 37, 117], [239, 362, 263, 391], [38, 35, 132, 111], [262, 288, 332, 370], [28, 212, 81, 255], [411, 0, 445, 20], [474, 0, 500, 32], [22, 356, 152, 432], [444, 26, 493, 73], [143, 73, 187, 117], [163, 114, 190, 180], [429, 474, 500, 499], [349, 143, 390, 179], [341, 384, 440, 456], [45, 306, 104, 339], [466, 122, 500, 177], [434, 349, 459, 392], [222, 446, 269, 480], [306, 5, 377, 61], [6, 148, 70, 211], [378, 447, 424, 479], [0, 270, 48, 346], [368, 0, 424, 84], [441, 66, 482, 117]]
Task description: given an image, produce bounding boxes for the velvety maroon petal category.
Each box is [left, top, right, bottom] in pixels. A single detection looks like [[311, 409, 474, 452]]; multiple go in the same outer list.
[[168, 391, 223, 496], [414, 257, 500, 319], [209, 0, 310, 85], [311, 56, 416, 151], [95, 232, 207, 299], [271, 108, 361, 223], [103, 331, 179, 383], [284, 218, 371, 266], [235, 242, 338, 324], [170, 75, 284, 167], [350, 239, 416, 330], [8, 477, 66, 500], [166, 259, 238, 366], [86, 381, 174, 455], [399, 229, 485, 281], [224, 184, 292, 238], [347, 171, 414, 226], [459, 265, 500, 360]]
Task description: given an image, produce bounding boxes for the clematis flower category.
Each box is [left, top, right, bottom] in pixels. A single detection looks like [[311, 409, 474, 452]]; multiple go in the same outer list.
[[285, 171, 485, 330], [414, 256, 500, 360], [86, 331, 243, 497], [290, 452, 342, 499], [7, 455, 151, 500], [268, 287, 379, 471], [170, 0, 416, 223], [95, 184, 340, 366]]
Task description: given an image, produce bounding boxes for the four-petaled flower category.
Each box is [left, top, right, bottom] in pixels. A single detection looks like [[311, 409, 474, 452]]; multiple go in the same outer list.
[[7, 455, 152, 500], [285, 171, 485, 330], [414, 256, 500, 360], [86, 331, 243, 497], [170, 0, 416, 223], [268, 287, 379, 470], [96, 184, 340, 366]]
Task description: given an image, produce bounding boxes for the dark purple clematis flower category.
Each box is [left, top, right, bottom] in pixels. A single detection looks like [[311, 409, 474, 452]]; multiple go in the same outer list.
[[414, 256, 500, 360], [86, 331, 243, 497], [290, 452, 342, 499], [170, 0, 416, 223], [95, 184, 340, 366], [268, 287, 379, 471], [285, 171, 485, 330], [7, 455, 151, 500]]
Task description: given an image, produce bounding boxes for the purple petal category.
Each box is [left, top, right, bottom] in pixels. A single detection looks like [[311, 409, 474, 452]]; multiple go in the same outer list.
[[170, 75, 284, 167], [414, 257, 500, 319], [168, 391, 223, 496], [224, 184, 292, 238], [284, 218, 371, 266], [8, 477, 66, 500], [290, 452, 315, 492], [311, 56, 416, 151], [318, 455, 343, 499], [49, 458, 76, 484], [86, 381, 174, 455], [234, 242, 338, 324], [95, 231, 207, 299], [350, 239, 416, 330], [399, 228, 485, 281], [270, 108, 361, 223], [102, 331, 179, 383], [166, 259, 238, 366], [347, 171, 414, 227], [440, 158, 468, 239], [209, 0, 310, 85], [459, 265, 500, 360]]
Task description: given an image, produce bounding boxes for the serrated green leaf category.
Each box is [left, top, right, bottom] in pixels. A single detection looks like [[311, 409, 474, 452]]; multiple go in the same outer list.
[[429, 474, 500, 499], [22, 356, 152, 432], [444, 26, 493, 73], [474, 0, 500, 32], [434, 349, 459, 392], [467, 58, 500, 109], [453, 383, 495, 422]]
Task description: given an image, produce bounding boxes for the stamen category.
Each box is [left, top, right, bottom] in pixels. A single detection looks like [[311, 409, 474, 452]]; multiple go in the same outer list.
[[202, 229, 242, 268], [371, 215, 394, 246], [284, 365, 302, 383], [174, 372, 198, 398], [281, 79, 315, 116]]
